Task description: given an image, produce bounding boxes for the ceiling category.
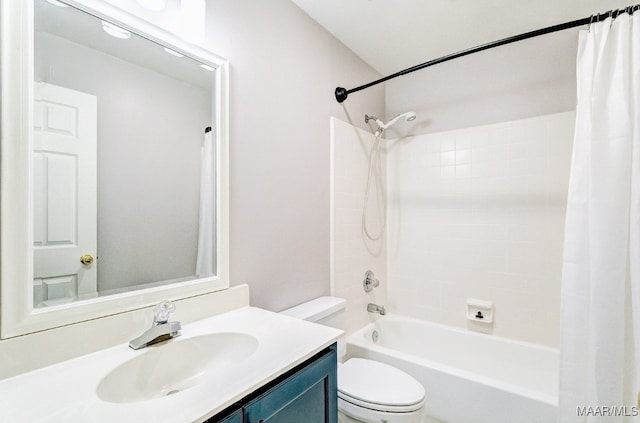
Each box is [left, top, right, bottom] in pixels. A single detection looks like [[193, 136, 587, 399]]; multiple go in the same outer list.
[[290, 0, 633, 76]]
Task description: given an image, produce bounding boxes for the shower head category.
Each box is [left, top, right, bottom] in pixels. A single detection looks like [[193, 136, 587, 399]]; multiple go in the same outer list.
[[365, 111, 417, 137], [384, 111, 417, 128]]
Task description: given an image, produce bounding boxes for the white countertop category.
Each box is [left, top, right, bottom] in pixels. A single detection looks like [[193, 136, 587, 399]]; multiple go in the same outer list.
[[0, 306, 342, 422]]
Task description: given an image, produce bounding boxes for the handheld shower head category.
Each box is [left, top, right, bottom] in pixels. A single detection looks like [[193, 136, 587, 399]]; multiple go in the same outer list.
[[384, 111, 417, 129], [365, 111, 416, 137]]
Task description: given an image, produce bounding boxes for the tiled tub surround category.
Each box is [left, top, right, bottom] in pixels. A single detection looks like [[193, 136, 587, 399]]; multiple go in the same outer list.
[[386, 112, 575, 347]]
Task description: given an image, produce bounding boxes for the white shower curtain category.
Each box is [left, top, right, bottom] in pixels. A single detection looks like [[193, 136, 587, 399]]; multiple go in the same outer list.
[[559, 13, 640, 423], [196, 128, 214, 277]]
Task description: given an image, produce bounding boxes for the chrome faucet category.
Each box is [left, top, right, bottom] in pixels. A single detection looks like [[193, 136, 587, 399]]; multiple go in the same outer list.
[[129, 300, 181, 350], [367, 303, 386, 315]]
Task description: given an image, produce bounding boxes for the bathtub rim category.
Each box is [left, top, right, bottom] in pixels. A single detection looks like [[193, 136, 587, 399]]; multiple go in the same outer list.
[[346, 314, 559, 407]]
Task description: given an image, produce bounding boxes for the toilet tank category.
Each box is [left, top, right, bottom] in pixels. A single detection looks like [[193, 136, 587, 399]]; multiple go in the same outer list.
[[280, 296, 346, 330]]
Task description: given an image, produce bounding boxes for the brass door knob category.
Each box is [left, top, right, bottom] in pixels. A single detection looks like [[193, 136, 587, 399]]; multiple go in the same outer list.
[[80, 254, 94, 265]]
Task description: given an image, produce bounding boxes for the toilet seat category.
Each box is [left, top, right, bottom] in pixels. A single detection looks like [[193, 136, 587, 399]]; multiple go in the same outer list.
[[338, 358, 425, 413]]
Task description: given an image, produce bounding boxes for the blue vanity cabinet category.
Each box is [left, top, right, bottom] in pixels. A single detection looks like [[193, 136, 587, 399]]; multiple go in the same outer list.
[[244, 345, 337, 423], [205, 344, 337, 423]]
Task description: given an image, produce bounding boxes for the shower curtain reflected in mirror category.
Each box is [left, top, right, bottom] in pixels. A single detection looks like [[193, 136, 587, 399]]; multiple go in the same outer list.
[[196, 128, 214, 277], [559, 12, 640, 422]]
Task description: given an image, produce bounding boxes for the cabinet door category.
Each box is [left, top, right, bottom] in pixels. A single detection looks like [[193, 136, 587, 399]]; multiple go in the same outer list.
[[244, 347, 337, 423]]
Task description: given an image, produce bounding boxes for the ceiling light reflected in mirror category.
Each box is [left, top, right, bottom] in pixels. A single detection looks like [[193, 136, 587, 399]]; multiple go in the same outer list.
[[101, 21, 132, 39], [164, 47, 184, 58]]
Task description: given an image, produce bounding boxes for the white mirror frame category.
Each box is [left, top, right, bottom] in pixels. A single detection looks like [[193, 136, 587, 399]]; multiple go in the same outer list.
[[0, 0, 230, 338]]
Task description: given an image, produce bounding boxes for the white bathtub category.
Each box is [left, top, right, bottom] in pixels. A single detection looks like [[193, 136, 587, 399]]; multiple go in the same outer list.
[[346, 315, 559, 423]]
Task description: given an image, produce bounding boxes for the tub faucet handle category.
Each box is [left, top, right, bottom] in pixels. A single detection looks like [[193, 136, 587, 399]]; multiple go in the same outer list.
[[363, 270, 380, 293]]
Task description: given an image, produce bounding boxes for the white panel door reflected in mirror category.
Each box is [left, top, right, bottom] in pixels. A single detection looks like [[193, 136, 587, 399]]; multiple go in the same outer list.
[[33, 83, 98, 307]]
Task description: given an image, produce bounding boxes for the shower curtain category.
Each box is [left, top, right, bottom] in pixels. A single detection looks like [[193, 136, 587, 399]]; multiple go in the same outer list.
[[559, 12, 640, 422], [196, 128, 214, 277]]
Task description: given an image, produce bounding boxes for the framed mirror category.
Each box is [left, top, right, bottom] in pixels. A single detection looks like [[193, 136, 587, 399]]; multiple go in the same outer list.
[[1, 0, 229, 338]]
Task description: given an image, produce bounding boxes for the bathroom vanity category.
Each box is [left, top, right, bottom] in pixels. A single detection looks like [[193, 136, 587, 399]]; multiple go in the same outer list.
[[0, 307, 341, 422]]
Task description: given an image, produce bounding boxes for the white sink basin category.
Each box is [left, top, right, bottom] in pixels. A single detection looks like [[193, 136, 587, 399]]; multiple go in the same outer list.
[[96, 332, 258, 403]]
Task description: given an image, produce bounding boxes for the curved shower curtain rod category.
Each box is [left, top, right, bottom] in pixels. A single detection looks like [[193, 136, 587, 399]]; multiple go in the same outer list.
[[334, 5, 640, 104]]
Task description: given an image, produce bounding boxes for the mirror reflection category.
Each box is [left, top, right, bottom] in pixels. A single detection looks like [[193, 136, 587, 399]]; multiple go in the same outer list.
[[33, 0, 216, 308]]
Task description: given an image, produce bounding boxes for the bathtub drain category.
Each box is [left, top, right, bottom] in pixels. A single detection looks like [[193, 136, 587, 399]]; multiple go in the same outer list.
[[372, 330, 379, 343]]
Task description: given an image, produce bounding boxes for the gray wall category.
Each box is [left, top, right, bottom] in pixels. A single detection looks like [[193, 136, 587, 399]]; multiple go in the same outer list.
[[208, 1, 384, 311], [384, 28, 579, 137], [35, 32, 211, 292]]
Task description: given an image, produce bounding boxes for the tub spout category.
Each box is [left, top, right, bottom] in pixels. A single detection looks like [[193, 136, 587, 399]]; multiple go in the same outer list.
[[367, 303, 386, 315]]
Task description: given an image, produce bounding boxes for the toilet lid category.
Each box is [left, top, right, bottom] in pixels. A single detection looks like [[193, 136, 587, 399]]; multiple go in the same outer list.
[[338, 358, 425, 410]]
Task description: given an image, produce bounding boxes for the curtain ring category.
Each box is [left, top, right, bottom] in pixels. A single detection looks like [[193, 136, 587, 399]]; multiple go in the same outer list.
[[612, 8, 619, 21], [588, 14, 594, 30], [608, 10, 614, 27]]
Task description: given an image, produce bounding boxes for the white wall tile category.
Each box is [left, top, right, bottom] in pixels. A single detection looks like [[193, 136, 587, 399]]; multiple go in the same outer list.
[[455, 149, 472, 164], [440, 138, 456, 152], [441, 151, 456, 166], [456, 164, 472, 179], [387, 112, 575, 347]]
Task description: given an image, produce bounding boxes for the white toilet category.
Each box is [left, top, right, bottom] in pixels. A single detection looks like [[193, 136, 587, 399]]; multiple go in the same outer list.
[[281, 296, 425, 423]]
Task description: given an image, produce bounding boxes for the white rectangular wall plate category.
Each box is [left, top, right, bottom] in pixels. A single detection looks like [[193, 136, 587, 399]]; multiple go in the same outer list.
[[467, 298, 494, 324]]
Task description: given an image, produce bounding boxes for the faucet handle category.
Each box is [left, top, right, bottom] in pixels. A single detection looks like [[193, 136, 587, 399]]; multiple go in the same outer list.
[[363, 270, 380, 293], [153, 300, 176, 325]]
